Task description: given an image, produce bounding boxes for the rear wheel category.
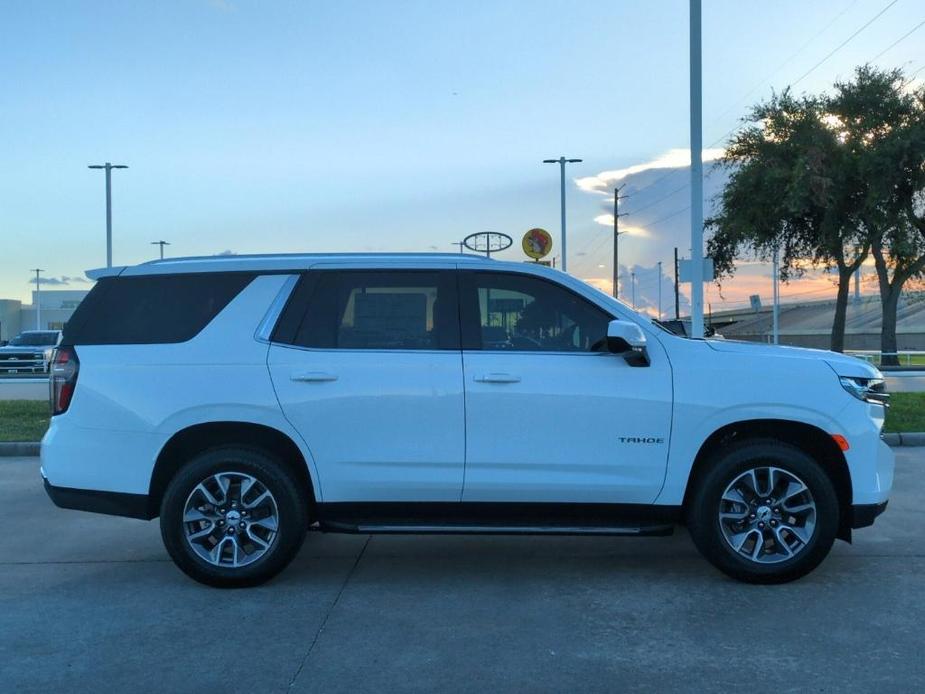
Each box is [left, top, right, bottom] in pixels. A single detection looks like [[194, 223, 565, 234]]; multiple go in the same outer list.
[[160, 446, 309, 588], [686, 439, 839, 584]]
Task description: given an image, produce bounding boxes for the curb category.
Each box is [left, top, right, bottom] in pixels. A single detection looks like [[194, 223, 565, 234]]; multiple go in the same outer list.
[[0, 442, 40, 457]]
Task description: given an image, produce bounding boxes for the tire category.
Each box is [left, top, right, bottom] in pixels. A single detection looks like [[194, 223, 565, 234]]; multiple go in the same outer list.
[[686, 438, 839, 584], [160, 446, 309, 588]]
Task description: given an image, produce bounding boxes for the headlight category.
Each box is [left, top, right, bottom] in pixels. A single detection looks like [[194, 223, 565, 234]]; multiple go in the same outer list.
[[839, 376, 889, 405]]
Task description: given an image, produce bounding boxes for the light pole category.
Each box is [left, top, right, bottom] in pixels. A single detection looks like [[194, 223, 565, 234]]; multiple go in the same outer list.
[[689, 0, 705, 338], [88, 162, 129, 268], [631, 271, 637, 309], [30, 269, 44, 330], [772, 244, 780, 344], [151, 240, 171, 260], [543, 156, 582, 273]]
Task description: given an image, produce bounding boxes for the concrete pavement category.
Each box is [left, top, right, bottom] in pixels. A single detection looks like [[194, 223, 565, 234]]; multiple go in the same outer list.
[[1, 451, 923, 693]]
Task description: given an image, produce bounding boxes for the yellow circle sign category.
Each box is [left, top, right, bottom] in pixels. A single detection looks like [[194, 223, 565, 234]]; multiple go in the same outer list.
[[522, 228, 553, 259]]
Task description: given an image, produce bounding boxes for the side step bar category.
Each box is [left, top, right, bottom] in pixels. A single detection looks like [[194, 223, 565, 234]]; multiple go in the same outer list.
[[320, 523, 675, 537]]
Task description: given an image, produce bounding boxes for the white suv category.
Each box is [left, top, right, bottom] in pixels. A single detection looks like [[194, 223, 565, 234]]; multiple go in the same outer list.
[[42, 253, 893, 587]]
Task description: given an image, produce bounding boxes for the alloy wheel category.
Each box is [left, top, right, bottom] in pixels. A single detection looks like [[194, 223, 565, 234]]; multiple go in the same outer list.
[[718, 466, 817, 564], [182, 471, 280, 568]]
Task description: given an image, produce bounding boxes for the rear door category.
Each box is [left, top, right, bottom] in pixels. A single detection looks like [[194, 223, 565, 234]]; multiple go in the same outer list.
[[459, 270, 673, 504], [268, 267, 465, 502]]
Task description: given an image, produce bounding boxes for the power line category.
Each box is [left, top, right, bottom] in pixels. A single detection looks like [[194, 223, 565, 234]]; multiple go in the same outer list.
[[790, 0, 899, 87], [625, 0, 910, 237], [620, 0, 861, 204], [869, 18, 925, 62]]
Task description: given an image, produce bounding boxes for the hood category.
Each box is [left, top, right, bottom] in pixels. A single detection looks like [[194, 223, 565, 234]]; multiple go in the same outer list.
[[704, 339, 881, 379], [0, 344, 45, 353]]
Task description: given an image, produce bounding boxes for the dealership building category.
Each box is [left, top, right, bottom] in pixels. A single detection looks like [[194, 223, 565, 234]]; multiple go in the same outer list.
[[0, 290, 90, 343]]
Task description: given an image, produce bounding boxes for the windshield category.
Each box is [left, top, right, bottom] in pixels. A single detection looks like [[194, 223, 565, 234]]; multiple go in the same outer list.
[[9, 332, 58, 346]]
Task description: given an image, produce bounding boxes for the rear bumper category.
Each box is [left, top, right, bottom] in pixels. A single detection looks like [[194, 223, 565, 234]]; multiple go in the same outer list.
[[850, 501, 888, 529], [42, 475, 153, 520]]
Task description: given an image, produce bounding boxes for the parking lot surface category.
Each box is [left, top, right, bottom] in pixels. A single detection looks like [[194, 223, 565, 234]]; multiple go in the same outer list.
[[1, 450, 923, 693]]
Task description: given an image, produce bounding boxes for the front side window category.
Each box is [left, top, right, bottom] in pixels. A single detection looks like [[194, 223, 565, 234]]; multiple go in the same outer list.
[[461, 272, 611, 352], [288, 271, 458, 350]]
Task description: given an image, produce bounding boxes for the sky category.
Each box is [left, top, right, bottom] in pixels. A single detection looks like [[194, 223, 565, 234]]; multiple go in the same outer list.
[[2, 0, 924, 314]]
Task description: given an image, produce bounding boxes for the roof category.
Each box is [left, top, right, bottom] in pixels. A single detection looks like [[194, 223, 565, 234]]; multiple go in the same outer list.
[[86, 252, 496, 279]]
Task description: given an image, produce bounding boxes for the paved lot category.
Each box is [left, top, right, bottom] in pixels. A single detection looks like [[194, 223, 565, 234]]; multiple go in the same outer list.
[[1, 452, 923, 693]]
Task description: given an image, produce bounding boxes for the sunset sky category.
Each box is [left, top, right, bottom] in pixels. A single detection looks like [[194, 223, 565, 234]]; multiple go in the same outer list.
[[2, 0, 922, 313]]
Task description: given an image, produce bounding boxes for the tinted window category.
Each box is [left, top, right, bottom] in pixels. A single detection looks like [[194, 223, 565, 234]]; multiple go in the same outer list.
[[10, 332, 59, 346], [461, 272, 610, 352], [63, 273, 256, 345], [287, 271, 458, 350]]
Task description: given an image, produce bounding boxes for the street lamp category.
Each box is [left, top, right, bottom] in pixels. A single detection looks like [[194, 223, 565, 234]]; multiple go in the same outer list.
[[30, 269, 44, 330], [151, 240, 171, 260], [88, 162, 129, 268], [543, 156, 582, 273], [689, 0, 705, 337]]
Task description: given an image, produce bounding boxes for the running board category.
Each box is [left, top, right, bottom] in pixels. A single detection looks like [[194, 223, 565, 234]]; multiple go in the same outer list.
[[321, 522, 675, 537]]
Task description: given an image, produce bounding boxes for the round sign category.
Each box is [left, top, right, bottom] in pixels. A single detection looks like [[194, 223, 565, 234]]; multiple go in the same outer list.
[[522, 228, 553, 259], [463, 231, 513, 257]]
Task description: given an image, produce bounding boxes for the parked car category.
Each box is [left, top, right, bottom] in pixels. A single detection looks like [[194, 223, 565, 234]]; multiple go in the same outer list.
[[0, 330, 61, 374], [41, 254, 893, 587]]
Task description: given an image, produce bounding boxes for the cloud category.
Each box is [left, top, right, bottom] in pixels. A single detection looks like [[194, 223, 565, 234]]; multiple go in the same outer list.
[[575, 148, 725, 195], [216, 250, 237, 256], [28, 275, 90, 286]]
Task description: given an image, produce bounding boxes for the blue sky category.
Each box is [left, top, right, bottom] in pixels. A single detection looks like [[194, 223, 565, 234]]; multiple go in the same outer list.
[[2, 0, 923, 311]]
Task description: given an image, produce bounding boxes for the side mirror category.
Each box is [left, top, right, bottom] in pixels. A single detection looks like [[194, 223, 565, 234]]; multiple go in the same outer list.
[[607, 319, 649, 366], [607, 319, 646, 351]]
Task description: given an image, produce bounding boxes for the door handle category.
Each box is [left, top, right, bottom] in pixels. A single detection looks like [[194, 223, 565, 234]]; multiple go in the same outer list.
[[291, 371, 338, 383], [474, 373, 521, 384]]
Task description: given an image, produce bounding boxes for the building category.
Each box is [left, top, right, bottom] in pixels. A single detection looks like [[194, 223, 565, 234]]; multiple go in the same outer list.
[[0, 289, 90, 342]]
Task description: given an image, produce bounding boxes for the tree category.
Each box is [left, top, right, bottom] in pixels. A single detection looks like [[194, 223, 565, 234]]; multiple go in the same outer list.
[[709, 66, 925, 360], [827, 67, 925, 365], [707, 92, 867, 351]]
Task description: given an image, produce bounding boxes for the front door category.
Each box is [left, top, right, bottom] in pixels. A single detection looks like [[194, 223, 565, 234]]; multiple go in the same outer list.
[[458, 270, 672, 504], [268, 269, 465, 502]]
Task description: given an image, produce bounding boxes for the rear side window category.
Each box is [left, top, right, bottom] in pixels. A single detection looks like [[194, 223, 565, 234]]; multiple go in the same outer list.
[[63, 272, 256, 345], [277, 271, 459, 350]]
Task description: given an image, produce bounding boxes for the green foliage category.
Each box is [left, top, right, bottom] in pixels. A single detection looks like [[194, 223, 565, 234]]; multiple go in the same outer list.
[[0, 400, 49, 442]]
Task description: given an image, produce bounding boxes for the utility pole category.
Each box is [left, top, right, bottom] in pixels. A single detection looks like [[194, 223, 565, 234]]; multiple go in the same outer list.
[[657, 261, 663, 320], [151, 240, 171, 260], [452, 241, 466, 254], [689, 0, 705, 338], [88, 162, 129, 268], [854, 264, 861, 303], [543, 156, 582, 273], [631, 271, 637, 309], [673, 247, 680, 319], [30, 269, 44, 330], [612, 186, 628, 299]]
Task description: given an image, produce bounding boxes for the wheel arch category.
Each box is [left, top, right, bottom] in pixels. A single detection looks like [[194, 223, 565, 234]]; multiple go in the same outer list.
[[148, 421, 315, 518], [682, 419, 853, 541]]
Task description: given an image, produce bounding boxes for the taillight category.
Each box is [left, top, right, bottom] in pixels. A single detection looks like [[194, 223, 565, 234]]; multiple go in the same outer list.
[[50, 346, 79, 415]]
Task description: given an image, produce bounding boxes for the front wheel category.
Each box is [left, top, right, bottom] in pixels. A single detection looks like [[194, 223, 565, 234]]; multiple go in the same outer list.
[[686, 439, 839, 584], [160, 447, 309, 588]]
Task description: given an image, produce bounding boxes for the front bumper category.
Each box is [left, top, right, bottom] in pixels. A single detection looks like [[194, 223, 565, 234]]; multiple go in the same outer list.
[[42, 474, 153, 520], [850, 501, 888, 529]]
